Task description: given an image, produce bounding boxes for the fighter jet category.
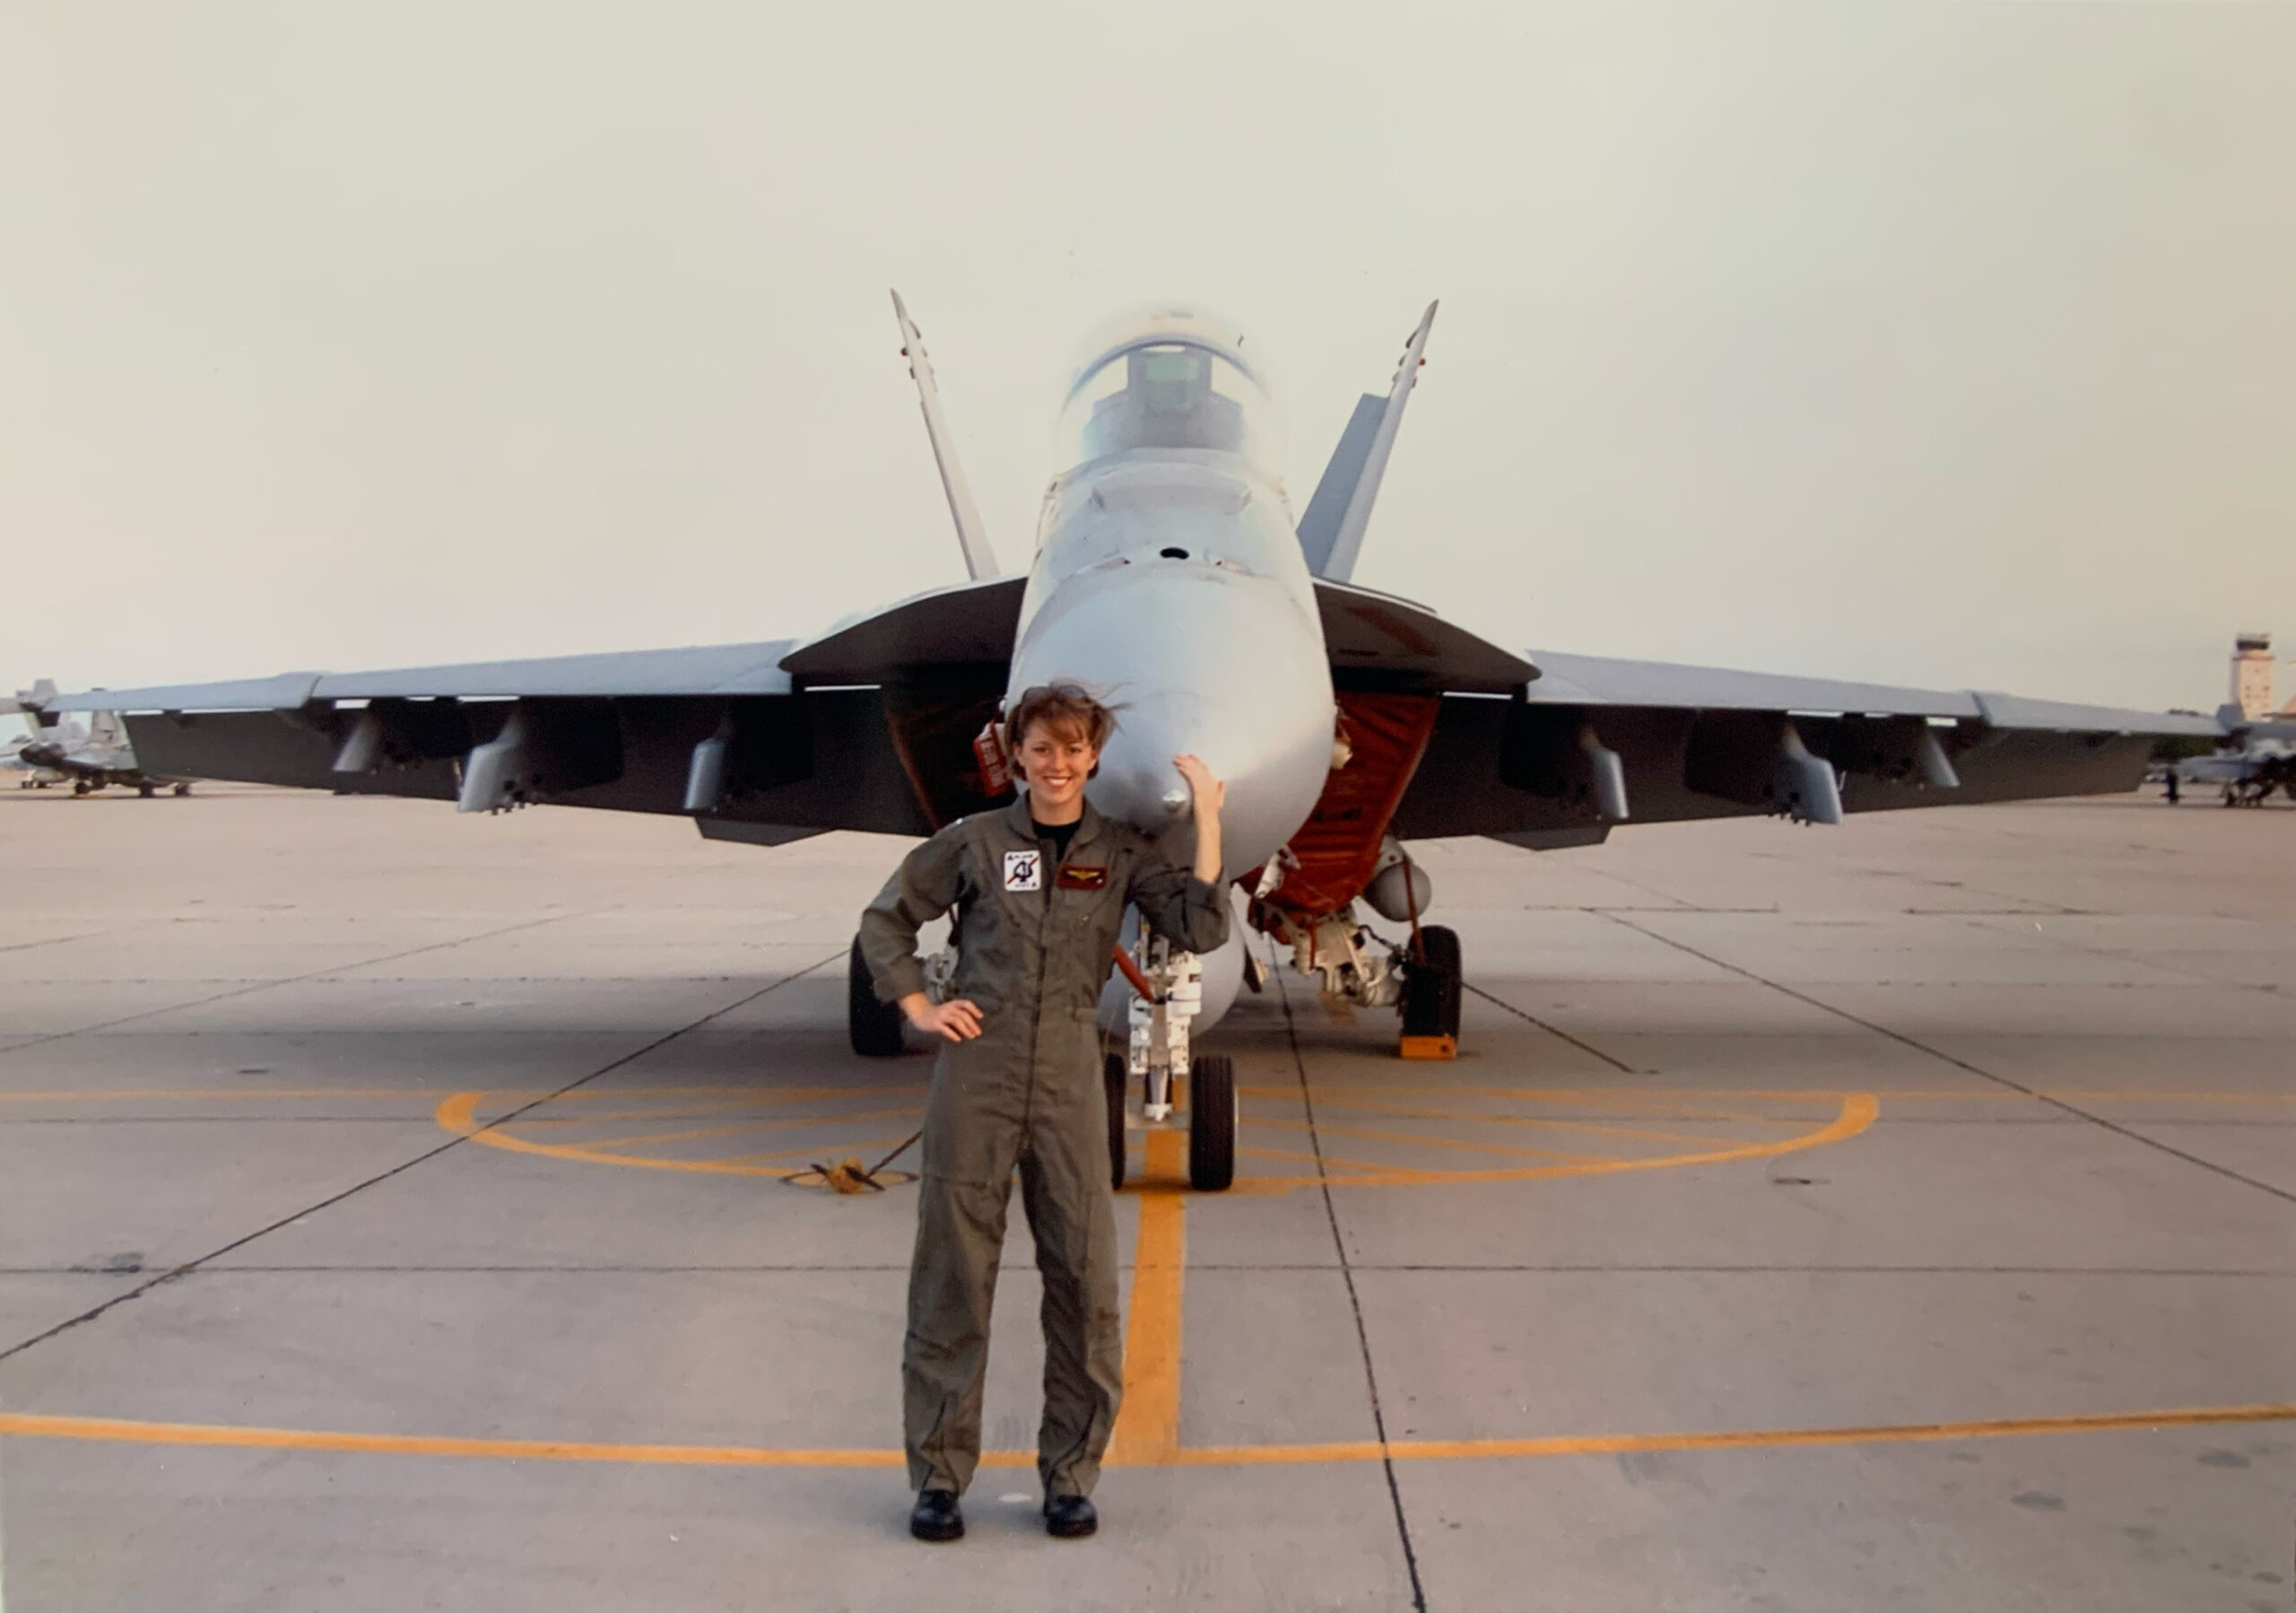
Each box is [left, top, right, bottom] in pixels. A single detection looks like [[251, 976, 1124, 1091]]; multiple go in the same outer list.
[[4, 711, 66, 789], [41, 298, 2215, 1189], [3, 682, 193, 797], [2169, 706, 2296, 806]]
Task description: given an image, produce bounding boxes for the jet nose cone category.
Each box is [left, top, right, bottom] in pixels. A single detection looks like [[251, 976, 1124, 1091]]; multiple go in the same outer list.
[[1010, 565, 1333, 873]]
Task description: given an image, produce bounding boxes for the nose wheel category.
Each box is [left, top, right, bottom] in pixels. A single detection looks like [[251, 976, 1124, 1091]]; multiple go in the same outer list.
[[1107, 1051, 1237, 1193]]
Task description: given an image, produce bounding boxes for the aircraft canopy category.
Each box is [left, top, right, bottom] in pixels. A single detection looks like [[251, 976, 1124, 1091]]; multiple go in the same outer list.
[[1055, 305, 1284, 475]]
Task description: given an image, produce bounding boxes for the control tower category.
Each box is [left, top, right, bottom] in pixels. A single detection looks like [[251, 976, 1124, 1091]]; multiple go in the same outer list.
[[2232, 632, 2274, 719]]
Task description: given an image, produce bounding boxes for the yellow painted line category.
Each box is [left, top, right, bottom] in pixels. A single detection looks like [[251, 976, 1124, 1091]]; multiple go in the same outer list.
[[1234, 1144, 1387, 1176], [1108, 1129, 1187, 1464], [0, 1411, 909, 1469], [1308, 1092, 1748, 1151], [513, 1099, 791, 1127], [1251, 1112, 1611, 1165], [0, 1084, 904, 1107], [712, 1133, 918, 1168], [1178, 1401, 2296, 1466], [434, 1094, 796, 1179], [561, 1106, 923, 1154], [1223, 1093, 1878, 1195], [0, 1089, 439, 1103], [6, 1400, 2289, 1471]]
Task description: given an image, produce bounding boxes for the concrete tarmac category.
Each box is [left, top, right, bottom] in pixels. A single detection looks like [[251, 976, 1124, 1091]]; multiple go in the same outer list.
[[0, 783, 2290, 1611]]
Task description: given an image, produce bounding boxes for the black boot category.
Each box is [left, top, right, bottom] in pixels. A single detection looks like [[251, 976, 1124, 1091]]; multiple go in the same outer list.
[[1044, 1494, 1098, 1539], [909, 1488, 964, 1542]]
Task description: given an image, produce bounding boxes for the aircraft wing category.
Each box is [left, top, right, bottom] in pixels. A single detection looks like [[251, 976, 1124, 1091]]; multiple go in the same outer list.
[[40, 600, 1026, 844], [1394, 647, 2221, 847]]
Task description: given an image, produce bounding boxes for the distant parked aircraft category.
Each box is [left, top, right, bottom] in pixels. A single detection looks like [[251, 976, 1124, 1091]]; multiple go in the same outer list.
[[3, 681, 193, 797], [2166, 707, 2296, 806]]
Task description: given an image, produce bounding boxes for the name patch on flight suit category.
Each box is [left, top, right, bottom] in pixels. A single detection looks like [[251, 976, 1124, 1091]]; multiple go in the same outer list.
[[1056, 864, 1109, 892], [1003, 850, 1043, 892]]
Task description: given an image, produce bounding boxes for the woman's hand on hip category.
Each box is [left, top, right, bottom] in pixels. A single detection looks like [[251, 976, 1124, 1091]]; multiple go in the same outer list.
[[901, 992, 984, 1042]]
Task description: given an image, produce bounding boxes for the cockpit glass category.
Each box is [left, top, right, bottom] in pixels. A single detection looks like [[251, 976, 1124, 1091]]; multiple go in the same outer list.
[[1053, 318, 1284, 475]]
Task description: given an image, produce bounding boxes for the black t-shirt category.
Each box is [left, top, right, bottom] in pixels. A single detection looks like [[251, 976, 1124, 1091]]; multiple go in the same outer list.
[[1031, 817, 1081, 866]]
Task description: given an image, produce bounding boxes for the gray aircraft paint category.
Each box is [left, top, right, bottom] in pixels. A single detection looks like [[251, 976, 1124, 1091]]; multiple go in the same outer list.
[[1004, 305, 1335, 876]]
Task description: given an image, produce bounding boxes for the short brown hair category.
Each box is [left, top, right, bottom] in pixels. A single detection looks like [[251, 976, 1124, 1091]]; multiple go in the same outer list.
[[1004, 683, 1116, 755]]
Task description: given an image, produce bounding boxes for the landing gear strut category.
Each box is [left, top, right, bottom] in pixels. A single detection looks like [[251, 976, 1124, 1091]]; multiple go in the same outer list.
[[1108, 939, 1235, 1192]]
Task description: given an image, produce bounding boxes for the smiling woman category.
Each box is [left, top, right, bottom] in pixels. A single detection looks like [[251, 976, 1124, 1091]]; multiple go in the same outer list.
[[854, 681, 1229, 1542]]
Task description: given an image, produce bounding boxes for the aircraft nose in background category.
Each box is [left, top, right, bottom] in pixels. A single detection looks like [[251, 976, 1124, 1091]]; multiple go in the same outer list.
[[1008, 564, 1334, 875]]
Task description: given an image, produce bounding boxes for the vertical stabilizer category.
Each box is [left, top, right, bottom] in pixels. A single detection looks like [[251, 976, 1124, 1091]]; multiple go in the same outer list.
[[1316, 302, 1438, 583], [1296, 394, 1385, 574], [4, 680, 62, 731], [891, 292, 998, 580]]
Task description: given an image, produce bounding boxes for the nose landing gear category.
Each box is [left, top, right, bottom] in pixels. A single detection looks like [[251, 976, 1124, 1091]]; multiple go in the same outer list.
[[1107, 1049, 1237, 1193], [1108, 939, 1236, 1191]]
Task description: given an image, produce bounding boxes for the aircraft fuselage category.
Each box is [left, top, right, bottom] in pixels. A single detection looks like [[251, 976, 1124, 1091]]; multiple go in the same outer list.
[[1005, 310, 1335, 876]]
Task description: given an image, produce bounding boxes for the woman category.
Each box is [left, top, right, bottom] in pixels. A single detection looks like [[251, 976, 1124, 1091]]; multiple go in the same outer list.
[[857, 683, 1228, 1541]]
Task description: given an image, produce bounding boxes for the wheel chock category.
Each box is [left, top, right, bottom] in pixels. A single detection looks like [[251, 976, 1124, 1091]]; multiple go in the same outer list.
[[1398, 1033, 1457, 1060]]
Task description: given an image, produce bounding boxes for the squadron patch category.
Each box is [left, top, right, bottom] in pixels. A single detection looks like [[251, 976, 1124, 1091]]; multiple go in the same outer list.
[[1056, 864, 1109, 891], [1003, 850, 1043, 893]]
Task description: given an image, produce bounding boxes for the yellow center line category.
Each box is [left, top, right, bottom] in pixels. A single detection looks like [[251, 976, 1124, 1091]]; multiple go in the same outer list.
[[1108, 1129, 1187, 1464]]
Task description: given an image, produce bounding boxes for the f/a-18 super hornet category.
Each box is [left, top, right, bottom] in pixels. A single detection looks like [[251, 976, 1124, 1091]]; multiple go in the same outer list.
[[2168, 705, 2296, 806], [41, 298, 2214, 1189], [3, 682, 193, 796]]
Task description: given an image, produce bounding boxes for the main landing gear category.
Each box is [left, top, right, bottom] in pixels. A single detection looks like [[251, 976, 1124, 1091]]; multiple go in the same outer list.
[[1398, 925, 1463, 1059], [1277, 905, 1464, 1059]]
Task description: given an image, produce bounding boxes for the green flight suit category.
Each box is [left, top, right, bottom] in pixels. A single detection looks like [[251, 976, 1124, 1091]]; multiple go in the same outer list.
[[858, 798, 1229, 1498]]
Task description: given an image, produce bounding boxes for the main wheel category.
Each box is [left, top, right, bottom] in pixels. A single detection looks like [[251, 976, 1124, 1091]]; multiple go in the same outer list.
[[1104, 1053, 1129, 1191], [848, 936, 905, 1057], [1187, 1053, 1236, 1192], [1401, 925, 1463, 1042]]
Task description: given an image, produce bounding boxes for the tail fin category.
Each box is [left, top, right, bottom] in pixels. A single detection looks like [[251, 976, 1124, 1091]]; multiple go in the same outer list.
[[1296, 395, 1385, 574], [4, 679, 62, 731], [1299, 302, 1438, 582], [891, 292, 998, 580]]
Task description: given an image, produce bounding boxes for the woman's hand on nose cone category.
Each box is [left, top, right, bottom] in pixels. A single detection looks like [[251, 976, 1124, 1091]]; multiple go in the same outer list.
[[1172, 754, 1225, 815]]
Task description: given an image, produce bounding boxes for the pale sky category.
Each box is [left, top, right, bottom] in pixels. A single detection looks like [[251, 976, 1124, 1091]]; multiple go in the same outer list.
[[4, 2, 2291, 712]]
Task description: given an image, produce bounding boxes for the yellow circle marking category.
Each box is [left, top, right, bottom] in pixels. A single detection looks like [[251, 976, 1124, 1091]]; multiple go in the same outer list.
[[1214, 1087, 1879, 1195], [433, 1089, 923, 1181], [13, 1086, 2285, 1475], [430, 1082, 1878, 1193]]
